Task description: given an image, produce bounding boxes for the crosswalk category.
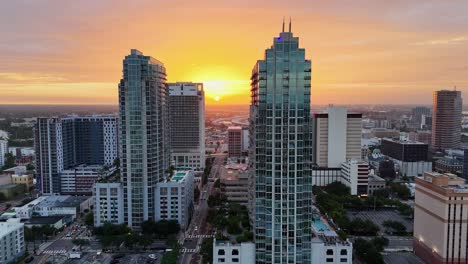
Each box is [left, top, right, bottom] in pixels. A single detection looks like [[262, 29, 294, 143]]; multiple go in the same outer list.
[[42, 249, 67, 255], [182, 247, 199, 253], [186, 234, 214, 239]]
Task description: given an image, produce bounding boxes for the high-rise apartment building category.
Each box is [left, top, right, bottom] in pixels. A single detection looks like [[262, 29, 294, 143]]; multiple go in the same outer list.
[[250, 23, 313, 263], [0, 219, 25, 263], [94, 182, 124, 227], [228, 127, 243, 158], [168, 82, 205, 171], [34, 116, 118, 195], [119, 49, 170, 228], [432, 90, 462, 151], [411, 106, 431, 127], [0, 139, 8, 168], [414, 172, 468, 263], [313, 106, 362, 168]]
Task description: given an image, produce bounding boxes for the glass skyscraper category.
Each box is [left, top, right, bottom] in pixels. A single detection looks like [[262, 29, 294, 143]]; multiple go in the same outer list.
[[250, 23, 313, 263], [119, 49, 170, 229]]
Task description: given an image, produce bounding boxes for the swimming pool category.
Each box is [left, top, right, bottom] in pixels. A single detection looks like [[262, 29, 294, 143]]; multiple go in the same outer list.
[[312, 219, 330, 232]]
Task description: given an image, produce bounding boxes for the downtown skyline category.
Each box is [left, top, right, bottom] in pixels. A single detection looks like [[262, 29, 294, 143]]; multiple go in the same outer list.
[[1, 0, 468, 106]]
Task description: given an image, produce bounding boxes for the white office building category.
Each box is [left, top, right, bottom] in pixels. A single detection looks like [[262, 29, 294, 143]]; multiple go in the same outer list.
[[61, 165, 116, 195], [13, 195, 92, 220], [155, 171, 194, 230], [313, 106, 362, 168], [94, 182, 124, 227], [0, 139, 8, 168], [168, 82, 205, 171], [341, 160, 370, 195], [213, 239, 255, 264], [0, 219, 25, 264]]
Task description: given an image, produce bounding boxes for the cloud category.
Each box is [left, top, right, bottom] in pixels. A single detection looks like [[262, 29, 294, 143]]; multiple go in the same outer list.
[[0, 72, 67, 82], [413, 36, 468, 46]]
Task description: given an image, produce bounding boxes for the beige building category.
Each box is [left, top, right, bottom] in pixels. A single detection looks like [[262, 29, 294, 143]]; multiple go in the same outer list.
[[313, 107, 362, 168], [414, 172, 468, 263], [220, 163, 249, 205], [11, 174, 34, 190]]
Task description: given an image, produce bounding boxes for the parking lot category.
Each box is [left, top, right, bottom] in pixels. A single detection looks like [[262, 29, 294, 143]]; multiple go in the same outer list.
[[347, 209, 413, 233], [383, 252, 424, 264]]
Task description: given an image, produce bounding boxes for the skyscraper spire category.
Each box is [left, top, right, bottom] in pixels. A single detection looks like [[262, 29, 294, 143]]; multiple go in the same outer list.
[[282, 17, 285, 32], [289, 17, 291, 32]]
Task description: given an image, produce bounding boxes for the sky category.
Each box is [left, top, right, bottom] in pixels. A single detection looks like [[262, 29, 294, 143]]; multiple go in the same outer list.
[[1, 0, 468, 106]]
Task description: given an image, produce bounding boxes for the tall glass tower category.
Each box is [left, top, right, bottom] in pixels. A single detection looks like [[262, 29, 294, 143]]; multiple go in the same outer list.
[[119, 49, 170, 229], [250, 22, 313, 263]]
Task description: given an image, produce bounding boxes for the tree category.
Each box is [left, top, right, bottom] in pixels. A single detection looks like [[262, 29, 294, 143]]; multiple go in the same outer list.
[[200, 238, 213, 264], [354, 238, 384, 264], [390, 183, 411, 200], [194, 187, 200, 202], [372, 236, 389, 252], [161, 243, 181, 264], [383, 220, 407, 235], [324, 181, 350, 196], [85, 212, 94, 226], [26, 164, 35, 171], [138, 234, 153, 250], [72, 238, 89, 251], [113, 158, 120, 168], [2, 153, 15, 170]]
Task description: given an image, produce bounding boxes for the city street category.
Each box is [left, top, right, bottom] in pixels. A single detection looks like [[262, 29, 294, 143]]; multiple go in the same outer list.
[[180, 153, 226, 264]]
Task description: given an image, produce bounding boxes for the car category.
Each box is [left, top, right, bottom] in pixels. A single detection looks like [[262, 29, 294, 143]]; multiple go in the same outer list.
[[25, 256, 34, 263]]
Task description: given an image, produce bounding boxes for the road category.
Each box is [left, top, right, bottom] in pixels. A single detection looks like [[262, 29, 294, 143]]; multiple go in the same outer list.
[[179, 153, 226, 264]]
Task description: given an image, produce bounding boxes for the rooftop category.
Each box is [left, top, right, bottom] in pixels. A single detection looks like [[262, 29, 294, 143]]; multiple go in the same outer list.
[[383, 138, 426, 145], [418, 172, 468, 193], [25, 216, 66, 225], [435, 156, 463, 166], [34, 195, 91, 208], [169, 171, 191, 183]]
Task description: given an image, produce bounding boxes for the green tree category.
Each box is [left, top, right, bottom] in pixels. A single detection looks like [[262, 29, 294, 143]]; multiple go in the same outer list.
[[72, 238, 89, 251], [354, 238, 384, 264], [372, 236, 389, 252], [85, 212, 94, 226], [2, 153, 15, 170], [325, 181, 350, 196], [383, 220, 407, 235], [26, 164, 35, 171], [200, 238, 213, 264]]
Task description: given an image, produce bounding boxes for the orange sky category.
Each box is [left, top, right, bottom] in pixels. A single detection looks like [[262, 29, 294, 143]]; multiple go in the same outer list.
[[1, 0, 468, 106]]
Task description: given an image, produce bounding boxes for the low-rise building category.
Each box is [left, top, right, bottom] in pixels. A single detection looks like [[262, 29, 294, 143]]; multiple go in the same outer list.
[[434, 156, 463, 174], [367, 174, 386, 195], [220, 163, 249, 205], [93, 182, 124, 227], [311, 211, 353, 264], [155, 171, 194, 230], [61, 165, 116, 195], [341, 160, 369, 195], [0, 219, 25, 264], [24, 215, 72, 229], [11, 174, 34, 190], [213, 239, 255, 264], [13, 195, 92, 220], [312, 167, 342, 187], [414, 172, 468, 263]]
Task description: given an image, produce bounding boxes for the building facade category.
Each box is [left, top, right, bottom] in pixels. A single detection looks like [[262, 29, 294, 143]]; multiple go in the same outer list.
[[313, 107, 362, 168], [432, 90, 462, 151], [228, 127, 243, 158], [61, 165, 116, 195], [119, 49, 170, 228], [0, 139, 8, 168], [154, 171, 194, 230], [213, 239, 255, 264], [414, 172, 468, 264], [411, 106, 431, 127], [0, 219, 25, 264], [168, 82, 205, 171], [381, 139, 429, 162], [340, 160, 369, 196], [250, 23, 313, 263], [94, 182, 124, 227], [34, 116, 118, 195]]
